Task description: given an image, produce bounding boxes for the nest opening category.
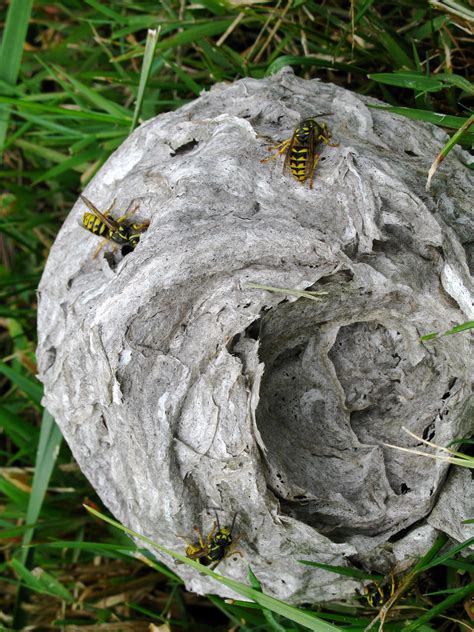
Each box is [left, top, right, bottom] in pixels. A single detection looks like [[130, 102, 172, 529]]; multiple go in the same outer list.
[[248, 296, 461, 540]]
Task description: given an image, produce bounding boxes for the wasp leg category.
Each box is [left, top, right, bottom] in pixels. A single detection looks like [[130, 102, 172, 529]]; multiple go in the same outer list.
[[116, 201, 140, 224], [131, 219, 150, 233], [191, 526, 207, 550], [388, 573, 396, 598], [318, 125, 339, 148], [260, 138, 291, 163], [93, 238, 109, 259], [317, 133, 339, 148], [375, 581, 385, 602], [94, 241, 118, 259], [366, 580, 385, 608], [206, 521, 218, 545]]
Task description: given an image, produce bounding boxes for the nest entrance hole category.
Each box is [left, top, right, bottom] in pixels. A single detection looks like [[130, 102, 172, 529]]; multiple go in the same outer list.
[[233, 301, 453, 537]]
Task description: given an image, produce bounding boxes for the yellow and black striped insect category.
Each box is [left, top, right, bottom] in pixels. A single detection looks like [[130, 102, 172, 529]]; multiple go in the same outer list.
[[184, 514, 239, 569], [80, 195, 149, 257], [262, 117, 338, 189], [362, 574, 396, 608]]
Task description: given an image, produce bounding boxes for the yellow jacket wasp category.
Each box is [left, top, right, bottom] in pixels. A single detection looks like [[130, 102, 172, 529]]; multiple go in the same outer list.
[[80, 195, 149, 257], [262, 116, 338, 189], [363, 574, 396, 608], [184, 513, 240, 569]]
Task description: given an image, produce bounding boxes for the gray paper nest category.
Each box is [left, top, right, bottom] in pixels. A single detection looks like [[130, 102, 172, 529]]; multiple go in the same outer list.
[[37, 68, 473, 602]]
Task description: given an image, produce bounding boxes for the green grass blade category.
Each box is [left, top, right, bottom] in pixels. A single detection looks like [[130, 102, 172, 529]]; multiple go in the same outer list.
[[426, 115, 474, 189], [368, 72, 444, 92], [369, 71, 473, 96], [12, 138, 78, 167], [367, 105, 469, 129], [12, 410, 62, 628], [130, 28, 160, 132], [375, 28, 413, 68], [113, 20, 235, 61], [0, 224, 38, 253], [207, 594, 267, 627], [38, 541, 182, 581], [0, 0, 34, 156], [406, 533, 448, 575], [19, 410, 63, 561], [410, 14, 448, 39], [196, 0, 227, 15], [33, 147, 102, 184], [0, 475, 29, 508], [0, 361, 42, 408], [0, 273, 39, 288], [382, 442, 473, 467], [247, 566, 287, 632], [41, 61, 131, 119], [10, 558, 73, 602], [434, 72, 474, 94], [416, 538, 474, 572], [421, 332, 440, 341], [84, 505, 342, 632], [167, 60, 203, 97], [0, 405, 39, 450], [153, 20, 235, 54], [0, 96, 129, 124], [83, 0, 126, 22], [421, 320, 474, 341], [439, 558, 474, 573], [0, 518, 82, 541], [36, 541, 145, 563], [38, 540, 140, 553], [402, 581, 474, 631]]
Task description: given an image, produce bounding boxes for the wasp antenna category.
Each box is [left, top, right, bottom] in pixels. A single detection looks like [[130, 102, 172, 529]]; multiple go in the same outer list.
[[315, 112, 332, 118], [229, 512, 237, 535], [214, 509, 221, 530]]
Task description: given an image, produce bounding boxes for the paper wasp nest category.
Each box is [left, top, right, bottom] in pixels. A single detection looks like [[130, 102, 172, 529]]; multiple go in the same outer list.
[[37, 68, 473, 602]]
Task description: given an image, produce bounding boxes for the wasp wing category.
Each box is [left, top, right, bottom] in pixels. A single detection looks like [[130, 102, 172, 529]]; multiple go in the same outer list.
[[304, 124, 318, 181], [80, 195, 119, 232]]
